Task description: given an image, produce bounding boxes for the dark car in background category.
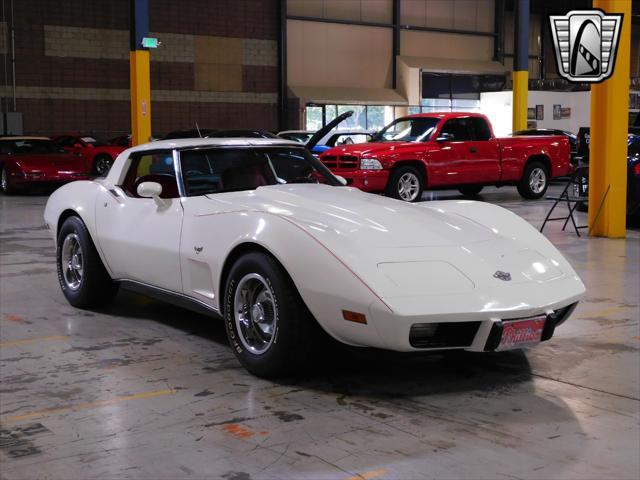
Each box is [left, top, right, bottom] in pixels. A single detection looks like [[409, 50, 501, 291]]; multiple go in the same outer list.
[[573, 134, 640, 223]]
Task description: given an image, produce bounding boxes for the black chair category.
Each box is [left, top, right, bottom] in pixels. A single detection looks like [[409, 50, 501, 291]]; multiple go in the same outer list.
[[540, 166, 589, 236]]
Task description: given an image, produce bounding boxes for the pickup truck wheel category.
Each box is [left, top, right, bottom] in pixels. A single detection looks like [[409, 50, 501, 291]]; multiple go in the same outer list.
[[93, 154, 113, 176], [458, 185, 483, 197], [57, 216, 119, 308], [518, 162, 549, 199], [386, 166, 423, 202], [224, 252, 316, 378]]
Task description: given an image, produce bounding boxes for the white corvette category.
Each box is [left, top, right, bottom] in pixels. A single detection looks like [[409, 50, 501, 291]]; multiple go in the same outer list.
[[44, 137, 585, 377]]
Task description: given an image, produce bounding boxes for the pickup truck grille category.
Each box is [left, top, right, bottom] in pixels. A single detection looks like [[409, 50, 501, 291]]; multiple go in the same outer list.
[[321, 155, 359, 171]]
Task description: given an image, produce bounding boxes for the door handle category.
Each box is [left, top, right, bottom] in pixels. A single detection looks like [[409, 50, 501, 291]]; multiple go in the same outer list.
[[469, 147, 477, 153]]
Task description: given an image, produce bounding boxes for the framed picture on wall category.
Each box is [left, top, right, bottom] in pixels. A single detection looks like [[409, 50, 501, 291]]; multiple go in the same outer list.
[[528, 108, 536, 120], [536, 104, 544, 120], [553, 104, 562, 120], [561, 107, 571, 119]]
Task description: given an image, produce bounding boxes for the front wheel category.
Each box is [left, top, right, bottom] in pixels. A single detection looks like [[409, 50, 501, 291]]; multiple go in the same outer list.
[[1, 166, 16, 195], [386, 166, 424, 202], [458, 185, 483, 197], [517, 161, 549, 199], [93, 155, 113, 176], [224, 252, 316, 378], [57, 216, 119, 308]]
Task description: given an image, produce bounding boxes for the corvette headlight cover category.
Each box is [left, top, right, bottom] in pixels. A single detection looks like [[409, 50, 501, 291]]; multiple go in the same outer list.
[[360, 158, 383, 170]]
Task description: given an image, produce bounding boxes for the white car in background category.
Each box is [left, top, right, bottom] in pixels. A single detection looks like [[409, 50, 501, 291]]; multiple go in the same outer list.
[[44, 136, 585, 377]]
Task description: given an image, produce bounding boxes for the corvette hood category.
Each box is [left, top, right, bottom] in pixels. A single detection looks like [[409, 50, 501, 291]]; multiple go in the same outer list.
[[203, 185, 571, 302], [207, 184, 497, 248]]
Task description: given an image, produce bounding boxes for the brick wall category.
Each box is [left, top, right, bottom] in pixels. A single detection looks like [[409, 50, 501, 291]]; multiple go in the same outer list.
[[0, 0, 280, 138]]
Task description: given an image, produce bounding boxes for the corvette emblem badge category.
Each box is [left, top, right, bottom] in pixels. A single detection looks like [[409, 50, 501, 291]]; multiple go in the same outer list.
[[549, 9, 623, 83], [194, 246, 203, 254], [493, 271, 512, 281]]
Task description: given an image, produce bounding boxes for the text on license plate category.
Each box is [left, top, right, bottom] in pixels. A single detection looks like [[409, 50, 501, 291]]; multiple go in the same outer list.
[[497, 316, 546, 351]]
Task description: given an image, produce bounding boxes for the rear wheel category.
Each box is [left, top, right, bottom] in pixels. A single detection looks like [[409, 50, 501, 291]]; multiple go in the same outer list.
[[224, 252, 317, 378], [386, 166, 424, 202], [93, 154, 113, 176], [458, 185, 483, 197], [517, 161, 549, 199], [56, 216, 118, 308]]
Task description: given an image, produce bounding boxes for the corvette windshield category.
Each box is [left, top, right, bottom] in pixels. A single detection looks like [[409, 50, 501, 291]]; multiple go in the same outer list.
[[374, 117, 440, 142], [179, 147, 342, 196]]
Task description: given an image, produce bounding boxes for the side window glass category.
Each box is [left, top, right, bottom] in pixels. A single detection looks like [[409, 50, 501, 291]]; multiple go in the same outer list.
[[441, 119, 472, 141], [471, 118, 491, 141], [120, 151, 179, 199]]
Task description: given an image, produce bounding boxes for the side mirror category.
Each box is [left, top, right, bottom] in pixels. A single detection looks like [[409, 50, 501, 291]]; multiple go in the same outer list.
[[436, 132, 454, 142], [137, 181, 163, 199], [335, 175, 348, 186]]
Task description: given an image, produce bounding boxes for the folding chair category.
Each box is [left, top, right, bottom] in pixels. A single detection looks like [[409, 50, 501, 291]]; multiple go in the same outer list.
[[540, 166, 589, 237]]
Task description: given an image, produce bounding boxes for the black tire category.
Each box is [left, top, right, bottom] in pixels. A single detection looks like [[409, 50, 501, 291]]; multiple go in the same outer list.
[[458, 185, 484, 197], [93, 154, 113, 176], [224, 251, 317, 378], [56, 216, 119, 308], [385, 166, 424, 202], [517, 161, 549, 199], [0, 165, 17, 195]]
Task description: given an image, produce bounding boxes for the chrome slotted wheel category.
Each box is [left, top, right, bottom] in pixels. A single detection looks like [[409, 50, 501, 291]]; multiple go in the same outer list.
[[398, 172, 420, 201], [529, 167, 547, 194], [234, 273, 277, 355], [61, 233, 83, 291]]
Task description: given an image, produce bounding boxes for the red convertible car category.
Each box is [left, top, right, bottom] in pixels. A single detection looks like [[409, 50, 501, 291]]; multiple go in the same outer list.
[[0, 137, 90, 194], [53, 134, 125, 176]]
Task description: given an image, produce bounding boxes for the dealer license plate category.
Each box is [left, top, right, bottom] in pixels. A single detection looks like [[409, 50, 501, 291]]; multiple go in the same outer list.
[[496, 316, 546, 351]]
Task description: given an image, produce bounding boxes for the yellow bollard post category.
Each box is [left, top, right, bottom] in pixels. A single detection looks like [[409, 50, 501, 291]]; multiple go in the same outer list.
[[512, 0, 529, 132], [130, 50, 151, 146], [588, 0, 631, 238]]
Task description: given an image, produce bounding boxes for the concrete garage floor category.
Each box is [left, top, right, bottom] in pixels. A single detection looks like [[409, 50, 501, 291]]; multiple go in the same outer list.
[[1, 184, 638, 480]]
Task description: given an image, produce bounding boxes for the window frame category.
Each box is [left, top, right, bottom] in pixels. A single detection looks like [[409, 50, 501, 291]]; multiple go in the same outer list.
[[119, 148, 184, 198], [176, 145, 342, 197]]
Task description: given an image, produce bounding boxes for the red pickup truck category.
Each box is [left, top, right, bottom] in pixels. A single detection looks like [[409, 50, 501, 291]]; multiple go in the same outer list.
[[320, 112, 571, 202]]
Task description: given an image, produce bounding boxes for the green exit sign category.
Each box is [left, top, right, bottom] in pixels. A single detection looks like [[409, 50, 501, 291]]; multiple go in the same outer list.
[[141, 37, 160, 48]]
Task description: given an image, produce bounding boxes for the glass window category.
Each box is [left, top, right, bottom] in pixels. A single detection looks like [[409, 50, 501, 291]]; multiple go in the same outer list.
[[0, 139, 64, 154], [366, 106, 386, 130], [471, 117, 492, 141], [179, 147, 340, 196], [305, 106, 323, 131], [375, 117, 440, 142], [337, 105, 367, 130], [440, 118, 473, 141], [120, 151, 178, 198], [329, 133, 372, 147]]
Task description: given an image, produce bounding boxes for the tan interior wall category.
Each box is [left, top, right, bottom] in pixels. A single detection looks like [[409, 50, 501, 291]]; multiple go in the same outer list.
[[288, 0, 392, 24], [287, 19, 392, 89], [400, 0, 494, 32], [400, 30, 493, 61]]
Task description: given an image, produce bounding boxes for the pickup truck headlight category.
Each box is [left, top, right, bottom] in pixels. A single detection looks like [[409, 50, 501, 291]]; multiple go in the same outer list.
[[360, 158, 383, 170]]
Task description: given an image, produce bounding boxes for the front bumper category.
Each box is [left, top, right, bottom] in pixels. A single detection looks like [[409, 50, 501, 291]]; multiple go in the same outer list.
[[333, 169, 389, 192]]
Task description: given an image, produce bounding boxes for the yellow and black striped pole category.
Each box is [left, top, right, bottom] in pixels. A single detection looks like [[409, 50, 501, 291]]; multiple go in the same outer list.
[[588, 0, 631, 238], [512, 0, 529, 132], [130, 0, 152, 146]]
